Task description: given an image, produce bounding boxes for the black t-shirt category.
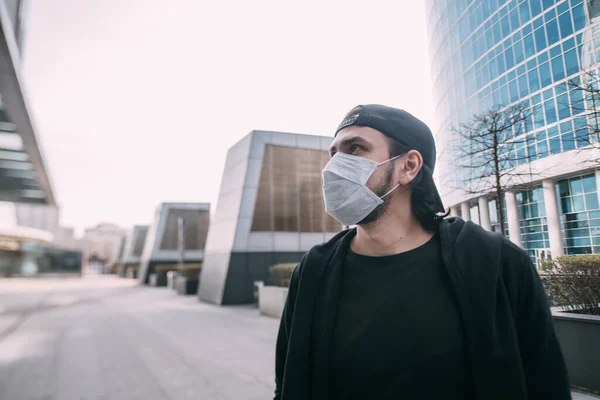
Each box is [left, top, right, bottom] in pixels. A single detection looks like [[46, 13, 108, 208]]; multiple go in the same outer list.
[[329, 232, 473, 399]]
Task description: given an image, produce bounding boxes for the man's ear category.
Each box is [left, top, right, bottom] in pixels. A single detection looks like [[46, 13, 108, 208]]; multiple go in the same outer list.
[[399, 150, 423, 185]]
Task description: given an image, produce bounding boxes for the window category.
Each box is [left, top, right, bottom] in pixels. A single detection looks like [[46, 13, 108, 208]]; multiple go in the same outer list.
[[528, 69, 540, 92], [557, 175, 600, 255], [539, 62, 552, 86], [551, 55, 565, 82], [517, 188, 549, 262], [520, 1, 531, 22], [562, 131, 576, 151], [518, 74, 529, 97], [546, 18, 560, 46], [564, 48, 579, 76], [534, 26, 547, 52], [558, 11, 574, 38], [556, 93, 571, 119], [572, 4, 585, 32], [544, 99, 557, 124], [549, 136, 562, 154], [251, 145, 341, 233], [531, 0, 542, 18], [160, 209, 210, 250]]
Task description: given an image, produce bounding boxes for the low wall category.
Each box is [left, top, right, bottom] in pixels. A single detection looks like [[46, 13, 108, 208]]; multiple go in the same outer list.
[[258, 284, 288, 319], [553, 311, 600, 393]]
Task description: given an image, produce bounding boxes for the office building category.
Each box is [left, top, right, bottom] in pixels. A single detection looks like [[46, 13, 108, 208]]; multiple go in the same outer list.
[[138, 203, 210, 284], [426, 0, 600, 264], [198, 130, 342, 305]]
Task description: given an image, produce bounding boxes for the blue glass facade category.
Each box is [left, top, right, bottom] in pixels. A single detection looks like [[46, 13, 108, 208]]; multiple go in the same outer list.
[[426, 0, 598, 192], [426, 0, 600, 261]]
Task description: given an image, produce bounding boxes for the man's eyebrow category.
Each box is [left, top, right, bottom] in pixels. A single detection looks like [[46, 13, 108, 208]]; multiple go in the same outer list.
[[329, 136, 369, 154]]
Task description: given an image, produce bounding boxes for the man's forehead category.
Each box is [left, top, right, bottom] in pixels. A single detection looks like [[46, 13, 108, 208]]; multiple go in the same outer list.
[[331, 126, 388, 146]]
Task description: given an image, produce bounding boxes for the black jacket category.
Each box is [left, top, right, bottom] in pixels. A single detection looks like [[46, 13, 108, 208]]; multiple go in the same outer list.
[[274, 217, 571, 400]]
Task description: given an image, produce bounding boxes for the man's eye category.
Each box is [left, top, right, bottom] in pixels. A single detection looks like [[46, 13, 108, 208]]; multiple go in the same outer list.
[[350, 144, 361, 153]]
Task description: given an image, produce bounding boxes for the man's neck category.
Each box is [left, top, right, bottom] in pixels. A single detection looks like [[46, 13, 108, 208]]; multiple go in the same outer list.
[[351, 212, 434, 257]]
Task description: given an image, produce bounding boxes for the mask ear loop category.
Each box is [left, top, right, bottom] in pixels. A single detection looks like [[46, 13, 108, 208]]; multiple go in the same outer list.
[[378, 152, 405, 199], [377, 153, 404, 166], [381, 183, 401, 199]]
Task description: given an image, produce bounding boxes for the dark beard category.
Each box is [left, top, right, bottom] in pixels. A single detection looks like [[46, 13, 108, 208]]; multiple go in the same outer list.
[[357, 162, 395, 225]]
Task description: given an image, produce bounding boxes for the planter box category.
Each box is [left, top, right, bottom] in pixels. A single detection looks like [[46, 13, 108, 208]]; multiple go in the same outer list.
[[258, 285, 288, 319], [149, 272, 167, 287], [175, 276, 199, 295], [125, 267, 138, 279], [553, 311, 600, 393]]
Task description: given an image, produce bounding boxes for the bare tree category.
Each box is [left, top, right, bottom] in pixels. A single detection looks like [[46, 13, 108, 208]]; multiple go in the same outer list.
[[567, 70, 600, 164], [452, 104, 536, 236]]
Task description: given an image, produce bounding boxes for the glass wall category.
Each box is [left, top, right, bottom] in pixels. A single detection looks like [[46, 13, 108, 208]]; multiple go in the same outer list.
[[251, 145, 341, 233], [160, 209, 210, 250], [556, 173, 600, 254], [516, 187, 550, 260], [425, 0, 599, 198], [132, 227, 148, 257]]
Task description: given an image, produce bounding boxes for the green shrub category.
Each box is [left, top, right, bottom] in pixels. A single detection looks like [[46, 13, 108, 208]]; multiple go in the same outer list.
[[269, 263, 297, 287], [107, 263, 121, 275], [540, 255, 600, 315], [155, 263, 202, 279]]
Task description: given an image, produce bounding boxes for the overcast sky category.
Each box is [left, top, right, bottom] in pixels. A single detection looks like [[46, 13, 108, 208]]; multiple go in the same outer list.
[[21, 0, 434, 235]]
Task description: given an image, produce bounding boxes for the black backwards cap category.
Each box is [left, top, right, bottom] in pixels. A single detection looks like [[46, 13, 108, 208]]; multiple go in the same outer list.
[[335, 104, 445, 213]]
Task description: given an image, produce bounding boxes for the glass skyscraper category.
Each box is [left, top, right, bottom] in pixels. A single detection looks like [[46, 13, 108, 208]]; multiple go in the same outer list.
[[425, 0, 600, 264]]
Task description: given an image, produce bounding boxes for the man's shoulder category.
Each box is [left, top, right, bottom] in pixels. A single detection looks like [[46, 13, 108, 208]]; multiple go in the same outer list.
[[295, 229, 353, 274], [442, 217, 528, 274], [441, 218, 531, 304]]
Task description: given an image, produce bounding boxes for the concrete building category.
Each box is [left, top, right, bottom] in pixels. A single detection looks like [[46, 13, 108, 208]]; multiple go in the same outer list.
[[119, 225, 148, 276], [80, 223, 127, 275], [138, 203, 210, 284], [426, 0, 600, 265], [198, 130, 343, 305]]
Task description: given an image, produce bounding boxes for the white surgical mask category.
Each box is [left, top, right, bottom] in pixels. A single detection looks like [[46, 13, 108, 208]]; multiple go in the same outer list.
[[322, 152, 402, 226]]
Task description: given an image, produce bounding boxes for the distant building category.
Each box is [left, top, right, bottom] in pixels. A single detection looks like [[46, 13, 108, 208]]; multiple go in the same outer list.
[[119, 225, 148, 276], [138, 203, 210, 284], [198, 130, 342, 305], [80, 223, 127, 275]]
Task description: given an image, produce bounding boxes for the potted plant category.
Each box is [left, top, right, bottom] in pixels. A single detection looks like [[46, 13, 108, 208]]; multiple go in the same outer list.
[[541, 255, 600, 394]]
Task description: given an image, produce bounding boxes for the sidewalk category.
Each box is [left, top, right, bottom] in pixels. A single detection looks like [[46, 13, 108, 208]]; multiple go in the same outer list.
[[0, 276, 597, 399]]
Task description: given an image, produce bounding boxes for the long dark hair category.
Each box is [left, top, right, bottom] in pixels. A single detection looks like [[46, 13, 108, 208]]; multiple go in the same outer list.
[[387, 137, 448, 231]]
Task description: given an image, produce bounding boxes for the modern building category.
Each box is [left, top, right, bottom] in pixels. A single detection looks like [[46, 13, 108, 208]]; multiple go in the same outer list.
[[0, 1, 81, 276], [0, 0, 53, 205], [119, 225, 148, 276], [426, 0, 600, 265], [198, 130, 343, 305], [79, 223, 127, 275], [138, 203, 210, 284]]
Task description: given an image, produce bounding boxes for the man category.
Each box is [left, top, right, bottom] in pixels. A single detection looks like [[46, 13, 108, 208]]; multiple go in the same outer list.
[[274, 104, 571, 399]]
